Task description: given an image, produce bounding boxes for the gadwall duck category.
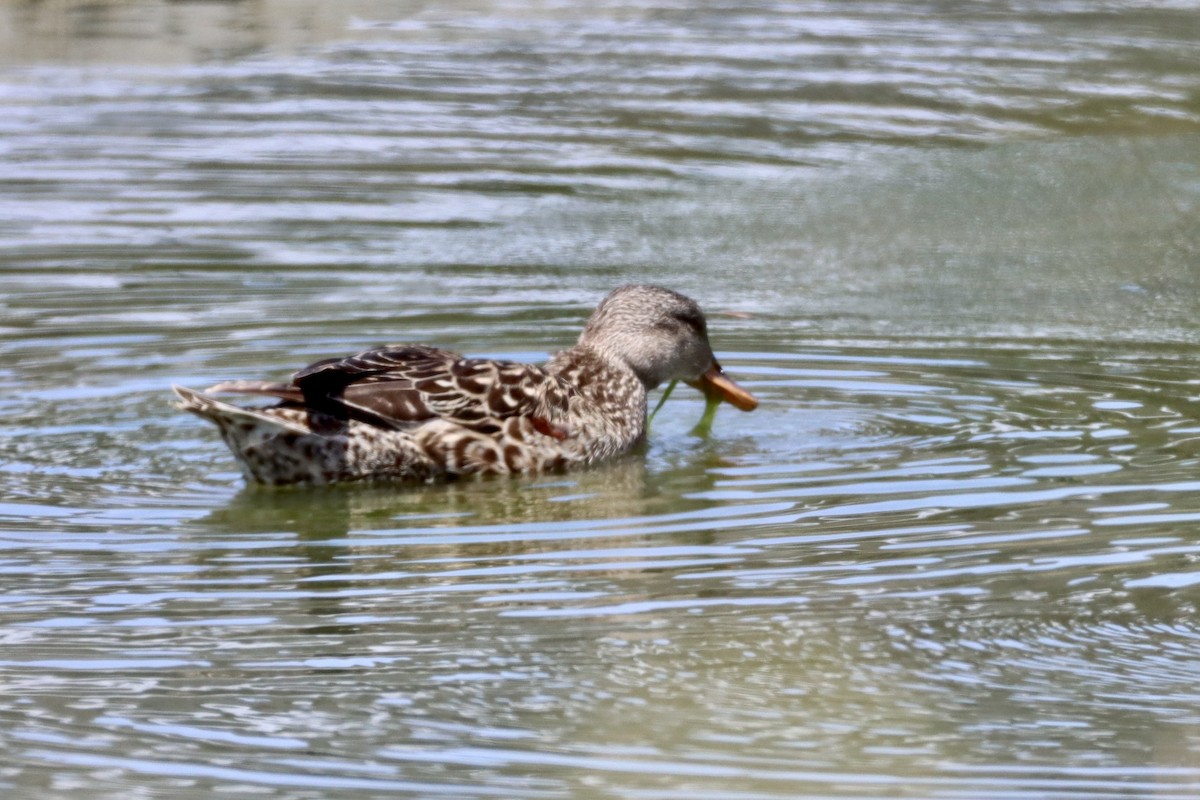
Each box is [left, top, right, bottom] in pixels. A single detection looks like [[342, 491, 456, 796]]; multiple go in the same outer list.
[[174, 285, 757, 485]]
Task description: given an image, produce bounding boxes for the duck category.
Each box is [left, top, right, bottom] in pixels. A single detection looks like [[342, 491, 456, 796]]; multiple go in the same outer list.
[[173, 284, 757, 486]]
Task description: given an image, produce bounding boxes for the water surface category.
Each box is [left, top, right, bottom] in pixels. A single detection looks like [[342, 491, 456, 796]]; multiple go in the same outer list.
[[3, 1, 1200, 797]]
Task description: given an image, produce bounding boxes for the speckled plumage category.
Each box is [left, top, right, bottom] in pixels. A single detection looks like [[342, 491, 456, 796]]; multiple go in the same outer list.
[[174, 285, 757, 486]]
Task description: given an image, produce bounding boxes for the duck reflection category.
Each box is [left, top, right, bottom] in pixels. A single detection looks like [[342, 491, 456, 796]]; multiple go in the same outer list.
[[200, 450, 665, 541]]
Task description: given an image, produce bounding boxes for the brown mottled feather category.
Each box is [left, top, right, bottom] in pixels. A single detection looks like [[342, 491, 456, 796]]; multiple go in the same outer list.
[[215, 344, 573, 433]]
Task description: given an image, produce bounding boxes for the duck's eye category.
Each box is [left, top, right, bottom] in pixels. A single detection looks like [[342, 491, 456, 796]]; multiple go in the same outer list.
[[673, 310, 706, 335], [653, 309, 706, 336]]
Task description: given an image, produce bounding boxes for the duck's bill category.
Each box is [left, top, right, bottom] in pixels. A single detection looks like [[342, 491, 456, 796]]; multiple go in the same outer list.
[[687, 364, 758, 412]]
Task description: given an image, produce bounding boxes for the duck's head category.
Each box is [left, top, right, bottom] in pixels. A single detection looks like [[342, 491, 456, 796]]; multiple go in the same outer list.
[[578, 284, 758, 411]]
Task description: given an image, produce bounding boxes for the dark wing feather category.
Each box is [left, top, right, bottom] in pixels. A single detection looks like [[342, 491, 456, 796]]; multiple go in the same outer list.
[[291, 344, 571, 430]]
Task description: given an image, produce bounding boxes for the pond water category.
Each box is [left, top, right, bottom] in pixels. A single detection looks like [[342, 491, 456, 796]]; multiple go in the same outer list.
[[3, 1, 1200, 797]]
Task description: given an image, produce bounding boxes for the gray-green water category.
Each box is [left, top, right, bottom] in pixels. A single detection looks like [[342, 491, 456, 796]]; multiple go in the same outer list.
[[3, 1, 1200, 797]]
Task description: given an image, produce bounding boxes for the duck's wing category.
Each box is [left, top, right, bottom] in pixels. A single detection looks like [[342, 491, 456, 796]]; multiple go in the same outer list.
[[210, 344, 571, 432]]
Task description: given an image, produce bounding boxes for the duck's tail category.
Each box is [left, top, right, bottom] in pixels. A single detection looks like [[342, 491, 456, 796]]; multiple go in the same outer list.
[[172, 385, 309, 439], [173, 385, 442, 485], [173, 385, 329, 485]]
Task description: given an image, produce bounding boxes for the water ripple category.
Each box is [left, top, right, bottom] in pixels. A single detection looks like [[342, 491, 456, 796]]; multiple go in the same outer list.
[[3, 1, 1200, 795]]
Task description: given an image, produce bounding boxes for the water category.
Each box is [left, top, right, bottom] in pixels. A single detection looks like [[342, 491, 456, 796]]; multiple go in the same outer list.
[[3, 1, 1200, 797]]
